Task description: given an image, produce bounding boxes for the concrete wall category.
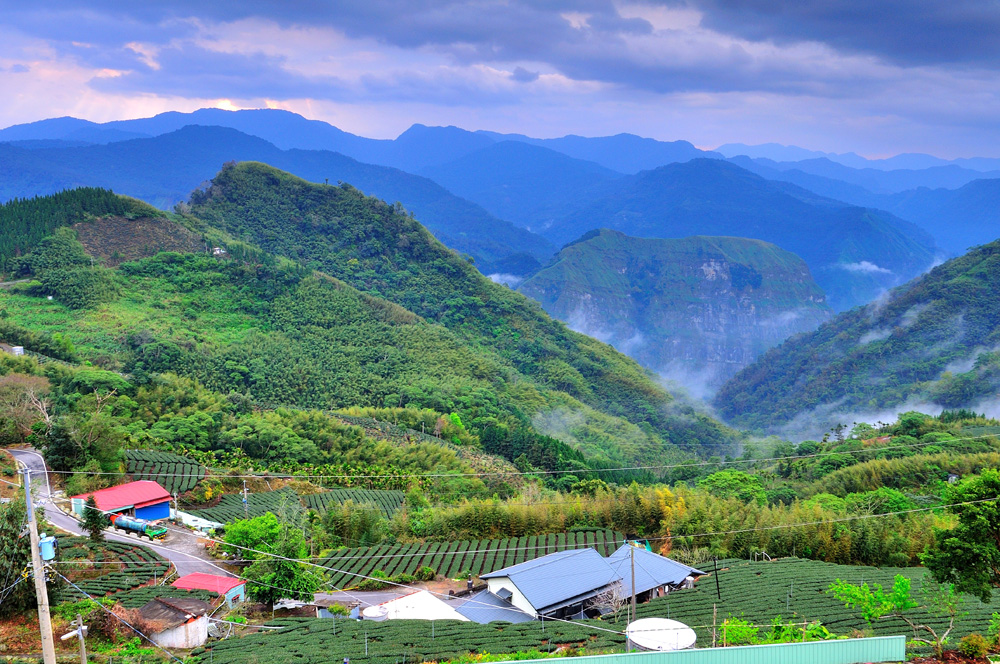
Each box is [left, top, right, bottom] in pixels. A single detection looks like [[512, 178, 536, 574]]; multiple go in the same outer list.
[[500, 636, 906, 664], [153, 616, 208, 649]]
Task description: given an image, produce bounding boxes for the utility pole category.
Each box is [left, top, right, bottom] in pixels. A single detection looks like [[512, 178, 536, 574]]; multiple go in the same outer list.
[[61, 614, 89, 664], [22, 468, 57, 664], [626, 542, 637, 652], [243, 480, 249, 520]]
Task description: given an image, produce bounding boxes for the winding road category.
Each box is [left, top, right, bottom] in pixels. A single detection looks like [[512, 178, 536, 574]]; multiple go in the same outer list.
[[7, 447, 232, 578]]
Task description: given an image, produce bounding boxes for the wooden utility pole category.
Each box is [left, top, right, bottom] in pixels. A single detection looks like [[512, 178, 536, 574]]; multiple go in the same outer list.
[[22, 468, 57, 664]]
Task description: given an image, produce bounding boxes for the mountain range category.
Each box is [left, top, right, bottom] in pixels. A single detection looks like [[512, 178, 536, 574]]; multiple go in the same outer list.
[[716, 237, 1000, 434], [517, 229, 832, 394], [0, 126, 553, 274]]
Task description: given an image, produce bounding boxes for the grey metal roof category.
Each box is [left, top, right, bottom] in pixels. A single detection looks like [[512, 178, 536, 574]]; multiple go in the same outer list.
[[607, 545, 705, 595], [455, 590, 534, 624], [139, 597, 211, 631], [481, 548, 621, 613]]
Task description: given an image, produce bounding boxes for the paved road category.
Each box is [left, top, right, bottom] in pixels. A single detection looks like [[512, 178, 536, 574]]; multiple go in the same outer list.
[[8, 447, 232, 578]]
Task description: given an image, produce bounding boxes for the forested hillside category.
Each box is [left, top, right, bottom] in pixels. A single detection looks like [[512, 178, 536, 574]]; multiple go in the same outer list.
[[716, 239, 1000, 432], [541, 159, 939, 311], [184, 162, 737, 457], [518, 230, 831, 391], [0, 179, 740, 470]]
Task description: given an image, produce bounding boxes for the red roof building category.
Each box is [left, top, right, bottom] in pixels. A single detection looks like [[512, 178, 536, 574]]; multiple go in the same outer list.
[[172, 573, 246, 607], [71, 480, 172, 520]]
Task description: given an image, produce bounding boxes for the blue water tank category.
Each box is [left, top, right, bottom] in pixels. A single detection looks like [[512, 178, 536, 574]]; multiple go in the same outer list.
[[39, 534, 57, 561]]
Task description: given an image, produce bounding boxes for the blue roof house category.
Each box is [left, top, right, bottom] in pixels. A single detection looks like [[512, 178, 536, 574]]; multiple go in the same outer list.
[[479, 546, 706, 620], [480, 548, 621, 619]]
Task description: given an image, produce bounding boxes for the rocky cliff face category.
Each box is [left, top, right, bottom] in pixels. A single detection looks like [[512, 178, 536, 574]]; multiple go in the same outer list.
[[517, 230, 832, 395]]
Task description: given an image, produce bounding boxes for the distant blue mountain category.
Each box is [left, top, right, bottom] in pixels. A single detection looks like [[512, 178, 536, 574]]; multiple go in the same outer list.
[[419, 141, 622, 231], [716, 142, 1000, 173], [0, 125, 553, 272], [1, 108, 721, 175], [541, 159, 941, 312]]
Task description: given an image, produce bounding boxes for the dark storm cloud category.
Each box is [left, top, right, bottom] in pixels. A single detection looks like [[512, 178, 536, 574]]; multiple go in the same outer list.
[[89, 44, 352, 100], [682, 0, 1000, 65], [1, 0, 997, 102]]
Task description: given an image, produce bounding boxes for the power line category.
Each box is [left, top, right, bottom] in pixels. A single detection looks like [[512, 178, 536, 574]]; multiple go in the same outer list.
[[55, 572, 188, 664]]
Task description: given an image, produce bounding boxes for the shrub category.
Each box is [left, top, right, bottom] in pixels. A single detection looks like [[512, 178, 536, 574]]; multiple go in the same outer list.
[[959, 633, 990, 658], [356, 570, 391, 591], [415, 566, 437, 582]]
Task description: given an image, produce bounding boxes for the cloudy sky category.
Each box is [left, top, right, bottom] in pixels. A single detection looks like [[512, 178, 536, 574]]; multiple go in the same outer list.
[[1, 0, 998, 157]]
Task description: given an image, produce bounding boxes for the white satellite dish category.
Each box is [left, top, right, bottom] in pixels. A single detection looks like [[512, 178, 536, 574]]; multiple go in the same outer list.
[[626, 617, 697, 651], [362, 605, 389, 622]]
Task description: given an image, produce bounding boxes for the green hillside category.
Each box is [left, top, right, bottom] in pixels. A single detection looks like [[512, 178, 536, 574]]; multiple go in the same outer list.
[[184, 162, 739, 458], [0, 176, 740, 469], [716, 239, 1000, 432], [542, 159, 939, 312], [518, 230, 831, 391]]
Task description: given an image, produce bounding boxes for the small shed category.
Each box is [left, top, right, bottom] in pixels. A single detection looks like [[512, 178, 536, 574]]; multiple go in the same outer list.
[[0, 343, 24, 356], [138, 597, 211, 648], [71, 480, 171, 521], [172, 573, 246, 608]]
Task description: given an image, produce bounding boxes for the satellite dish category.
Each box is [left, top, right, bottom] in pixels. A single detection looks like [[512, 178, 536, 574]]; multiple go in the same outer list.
[[626, 618, 697, 651], [362, 605, 388, 622]]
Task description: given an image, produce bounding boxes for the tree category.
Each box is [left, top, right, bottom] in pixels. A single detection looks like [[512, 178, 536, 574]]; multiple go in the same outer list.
[[590, 580, 625, 621], [222, 512, 282, 560], [923, 468, 1000, 602], [243, 522, 325, 606], [698, 470, 766, 505], [829, 575, 962, 656], [82, 495, 108, 542], [0, 498, 35, 618]]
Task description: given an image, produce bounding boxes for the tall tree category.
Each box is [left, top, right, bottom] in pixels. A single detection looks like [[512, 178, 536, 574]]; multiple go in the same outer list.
[[923, 468, 1000, 601], [81, 495, 107, 542]]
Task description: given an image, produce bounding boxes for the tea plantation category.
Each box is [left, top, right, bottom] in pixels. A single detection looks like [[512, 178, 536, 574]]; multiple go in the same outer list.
[[322, 529, 624, 588], [193, 616, 625, 664], [303, 488, 405, 517], [188, 487, 303, 523], [614, 557, 1000, 648], [54, 536, 172, 602], [125, 450, 206, 494], [196, 558, 1000, 662]]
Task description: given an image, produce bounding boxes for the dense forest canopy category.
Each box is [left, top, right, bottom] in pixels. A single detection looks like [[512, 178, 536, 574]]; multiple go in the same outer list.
[[716, 238, 1000, 433]]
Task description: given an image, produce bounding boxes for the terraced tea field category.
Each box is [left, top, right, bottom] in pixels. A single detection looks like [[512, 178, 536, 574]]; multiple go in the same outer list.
[[125, 450, 205, 494], [617, 557, 1000, 648], [194, 615, 624, 664], [302, 488, 404, 517], [322, 529, 624, 588], [188, 487, 302, 523]]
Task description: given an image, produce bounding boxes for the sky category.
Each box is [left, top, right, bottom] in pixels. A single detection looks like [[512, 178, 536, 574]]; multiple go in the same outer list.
[[1, 0, 998, 158]]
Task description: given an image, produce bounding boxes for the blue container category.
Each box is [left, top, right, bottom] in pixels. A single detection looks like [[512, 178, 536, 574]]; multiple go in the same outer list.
[[39, 534, 57, 561]]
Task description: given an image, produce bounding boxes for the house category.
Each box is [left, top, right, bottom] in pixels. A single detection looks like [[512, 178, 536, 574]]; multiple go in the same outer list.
[[138, 597, 211, 648], [480, 548, 621, 619], [171, 573, 246, 608], [70, 480, 172, 521], [479, 547, 704, 620], [607, 544, 705, 602], [361, 590, 469, 621]]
